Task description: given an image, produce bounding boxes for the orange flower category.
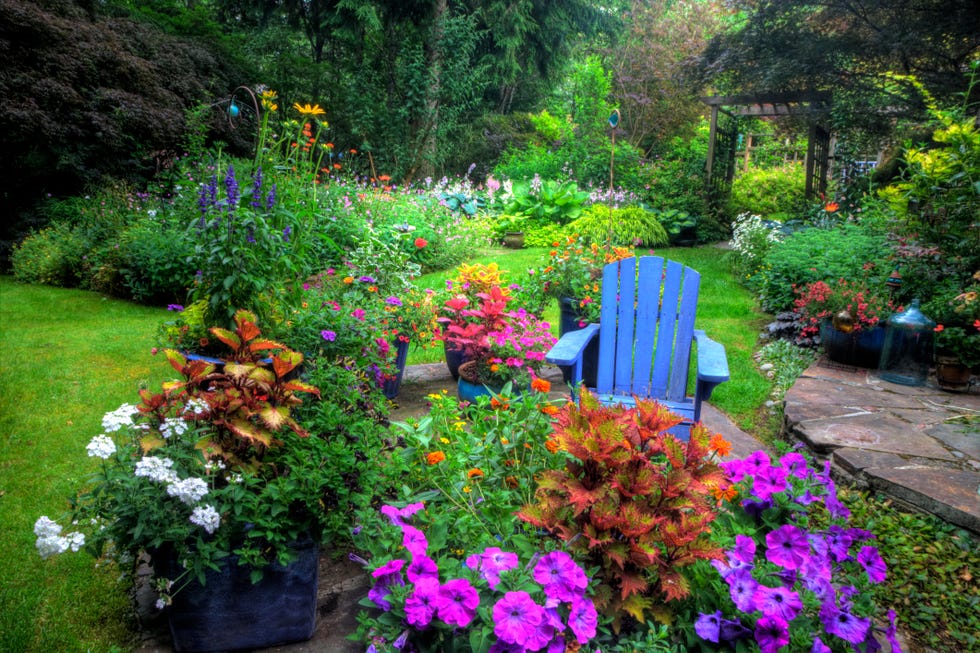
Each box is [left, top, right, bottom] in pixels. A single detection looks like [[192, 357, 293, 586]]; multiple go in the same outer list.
[[540, 404, 559, 416], [426, 451, 446, 465], [490, 396, 509, 410], [505, 476, 519, 488], [333, 163, 342, 170], [343, 276, 354, 284], [490, 363, 500, 373], [467, 468, 484, 479], [712, 485, 738, 503], [934, 324, 945, 333], [531, 378, 551, 393], [709, 433, 732, 457], [824, 201, 839, 213], [544, 438, 560, 453]]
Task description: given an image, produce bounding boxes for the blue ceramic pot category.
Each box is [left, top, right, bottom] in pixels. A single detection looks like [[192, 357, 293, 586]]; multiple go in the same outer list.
[[819, 321, 886, 369]]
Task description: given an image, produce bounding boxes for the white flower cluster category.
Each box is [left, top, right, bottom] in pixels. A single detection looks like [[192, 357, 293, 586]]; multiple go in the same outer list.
[[189, 505, 221, 534], [34, 516, 85, 559], [134, 456, 179, 484], [102, 404, 139, 433], [85, 434, 116, 459], [159, 417, 189, 440], [184, 398, 209, 416], [166, 477, 209, 505]]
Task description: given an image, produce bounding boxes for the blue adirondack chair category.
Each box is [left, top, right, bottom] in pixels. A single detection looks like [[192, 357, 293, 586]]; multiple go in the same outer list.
[[546, 256, 729, 434]]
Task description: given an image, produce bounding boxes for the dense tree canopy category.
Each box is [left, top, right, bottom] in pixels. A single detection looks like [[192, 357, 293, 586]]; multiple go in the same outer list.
[[697, 0, 980, 131]]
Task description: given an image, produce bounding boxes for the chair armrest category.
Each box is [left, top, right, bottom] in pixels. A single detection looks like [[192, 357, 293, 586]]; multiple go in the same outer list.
[[546, 324, 599, 367], [693, 330, 730, 386]]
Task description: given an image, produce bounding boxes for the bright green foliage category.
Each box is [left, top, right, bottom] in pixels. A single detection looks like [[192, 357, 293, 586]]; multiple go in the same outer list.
[[842, 489, 980, 652], [570, 205, 669, 247], [652, 209, 698, 245], [518, 390, 729, 627], [728, 163, 808, 219], [9, 222, 87, 287], [751, 223, 890, 313]]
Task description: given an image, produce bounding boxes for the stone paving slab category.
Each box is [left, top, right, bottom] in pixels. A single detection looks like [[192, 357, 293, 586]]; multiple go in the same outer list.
[[786, 358, 980, 536]]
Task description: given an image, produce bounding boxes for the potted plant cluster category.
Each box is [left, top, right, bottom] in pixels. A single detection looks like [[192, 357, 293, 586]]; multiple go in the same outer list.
[[34, 310, 338, 652], [440, 284, 557, 403], [793, 277, 899, 368], [926, 273, 980, 391]]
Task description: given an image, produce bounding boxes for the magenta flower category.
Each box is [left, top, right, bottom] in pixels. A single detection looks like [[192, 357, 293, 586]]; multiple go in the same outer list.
[[779, 451, 811, 479], [823, 524, 854, 562], [352, 308, 366, 321], [568, 597, 598, 644], [753, 585, 803, 622], [380, 502, 425, 526], [368, 559, 405, 611], [436, 578, 479, 627], [385, 296, 403, 306], [533, 551, 588, 602], [754, 615, 790, 653], [466, 547, 518, 589], [406, 554, 438, 583], [765, 524, 810, 570], [884, 610, 904, 652], [752, 464, 788, 500], [492, 591, 545, 645], [811, 638, 832, 653], [404, 577, 440, 627], [401, 524, 428, 557]]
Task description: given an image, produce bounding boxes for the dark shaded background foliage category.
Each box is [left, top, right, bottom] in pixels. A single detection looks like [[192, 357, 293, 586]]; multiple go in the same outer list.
[[0, 0, 254, 261]]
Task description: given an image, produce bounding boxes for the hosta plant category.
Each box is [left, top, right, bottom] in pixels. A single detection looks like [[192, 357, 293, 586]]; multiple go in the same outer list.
[[518, 390, 733, 628]]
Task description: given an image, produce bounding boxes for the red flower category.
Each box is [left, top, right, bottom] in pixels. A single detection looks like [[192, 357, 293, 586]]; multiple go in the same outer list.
[[414, 237, 428, 249], [934, 324, 945, 333]]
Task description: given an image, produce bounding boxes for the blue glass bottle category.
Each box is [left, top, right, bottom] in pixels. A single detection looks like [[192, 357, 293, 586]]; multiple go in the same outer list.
[[878, 299, 935, 386]]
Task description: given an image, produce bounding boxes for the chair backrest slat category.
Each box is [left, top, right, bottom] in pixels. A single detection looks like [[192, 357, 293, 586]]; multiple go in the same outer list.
[[594, 256, 700, 403]]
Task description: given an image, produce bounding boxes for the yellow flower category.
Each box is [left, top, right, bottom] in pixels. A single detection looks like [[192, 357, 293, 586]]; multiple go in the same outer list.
[[440, 437, 450, 444], [293, 102, 326, 117]]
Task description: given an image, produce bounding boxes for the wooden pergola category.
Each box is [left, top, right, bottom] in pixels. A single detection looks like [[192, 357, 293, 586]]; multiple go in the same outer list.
[[702, 91, 833, 212]]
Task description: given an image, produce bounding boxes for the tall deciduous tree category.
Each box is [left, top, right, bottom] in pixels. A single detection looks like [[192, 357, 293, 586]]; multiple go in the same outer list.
[[604, 0, 726, 155]]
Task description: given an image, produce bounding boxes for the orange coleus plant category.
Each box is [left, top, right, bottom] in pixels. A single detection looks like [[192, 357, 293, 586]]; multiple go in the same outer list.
[[518, 389, 731, 629]]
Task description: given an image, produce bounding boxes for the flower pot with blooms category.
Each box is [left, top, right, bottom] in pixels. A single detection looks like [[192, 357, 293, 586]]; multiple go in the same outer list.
[[536, 234, 635, 329], [436, 263, 511, 379], [793, 275, 899, 367], [441, 284, 557, 398], [678, 448, 902, 653], [33, 311, 341, 652], [925, 273, 980, 388]]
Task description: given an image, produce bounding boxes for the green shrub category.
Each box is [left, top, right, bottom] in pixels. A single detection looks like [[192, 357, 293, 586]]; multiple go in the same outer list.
[[754, 223, 890, 313], [637, 131, 709, 220], [570, 205, 668, 247], [118, 219, 194, 304], [10, 223, 87, 287], [728, 163, 808, 219], [523, 221, 568, 248]]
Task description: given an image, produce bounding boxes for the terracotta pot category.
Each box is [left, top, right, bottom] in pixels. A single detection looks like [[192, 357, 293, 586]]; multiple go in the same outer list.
[[935, 355, 973, 392]]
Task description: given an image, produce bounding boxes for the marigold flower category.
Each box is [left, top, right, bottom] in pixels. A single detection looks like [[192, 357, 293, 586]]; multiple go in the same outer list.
[[467, 468, 484, 479], [709, 433, 732, 457], [531, 378, 551, 393], [544, 438, 560, 453], [426, 451, 446, 465], [540, 404, 560, 416]]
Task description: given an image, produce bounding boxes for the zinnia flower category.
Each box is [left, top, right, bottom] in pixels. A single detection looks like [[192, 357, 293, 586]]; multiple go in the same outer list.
[[426, 451, 446, 465]]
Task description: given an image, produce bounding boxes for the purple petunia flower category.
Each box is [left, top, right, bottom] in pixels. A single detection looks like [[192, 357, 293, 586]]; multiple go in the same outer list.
[[811, 637, 832, 653], [404, 577, 440, 628], [765, 524, 811, 570], [695, 610, 723, 642], [824, 524, 854, 562], [885, 610, 904, 653], [753, 584, 803, 622], [726, 567, 758, 613], [753, 463, 789, 500], [167, 304, 184, 312], [568, 597, 598, 644], [400, 524, 428, 557], [466, 547, 518, 590], [492, 591, 544, 645], [321, 330, 336, 342], [385, 296, 403, 306], [358, 275, 376, 283], [406, 553, 438, 583], [742, 497, 774, 521], [720, 617, 752, 643], [857, 546, 887, 583], [779, 451, 811, 479], [754, 615, 790, 653], [533, 551, 588, 602], [380, 502, 425, 526], [820, 602, 871, 644], [436, 578, 479, 628], [731, 534, 756, 564], [368, 558, 405, 611]]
